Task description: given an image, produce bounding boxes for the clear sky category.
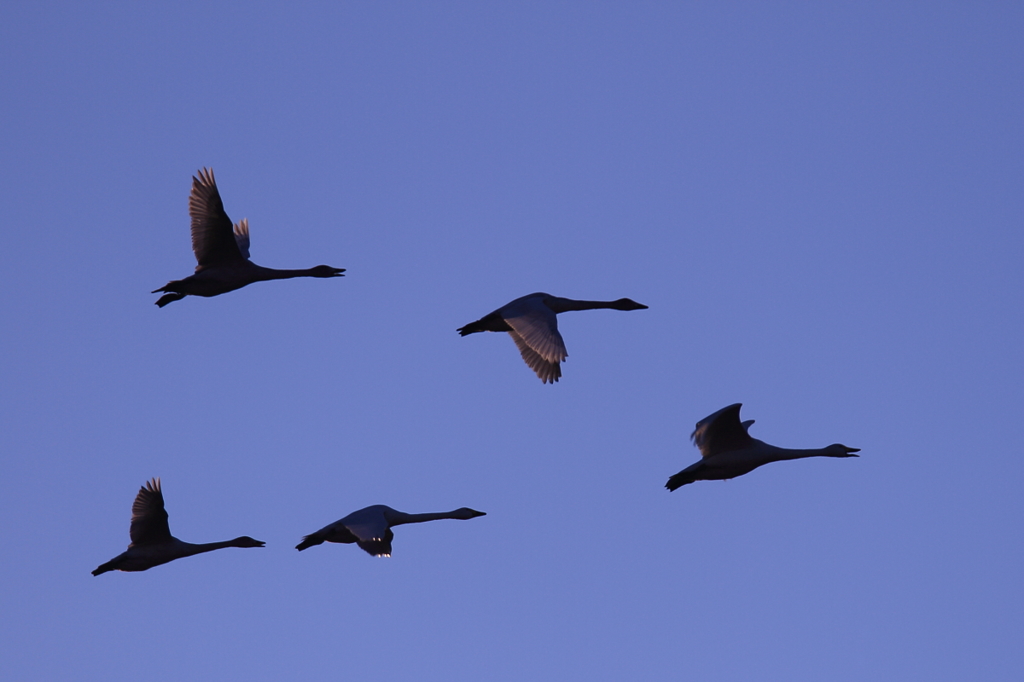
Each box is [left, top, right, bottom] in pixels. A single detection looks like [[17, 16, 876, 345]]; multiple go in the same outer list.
[[1, 2, 1021, 680]]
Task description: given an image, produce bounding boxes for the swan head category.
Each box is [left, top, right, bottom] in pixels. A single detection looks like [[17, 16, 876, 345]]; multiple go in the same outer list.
[[231, 536, 267, 548], [309, 265, 346, 278], [824, 444, 860, 458], [453, 508, 487, 520], [612, 298, 648, 311]]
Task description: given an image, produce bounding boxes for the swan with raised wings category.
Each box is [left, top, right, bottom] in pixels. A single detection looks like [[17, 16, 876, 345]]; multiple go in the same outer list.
[[92, 478, 265, 575], [665, 404, 859, 490], [153, 168, 344, 306]]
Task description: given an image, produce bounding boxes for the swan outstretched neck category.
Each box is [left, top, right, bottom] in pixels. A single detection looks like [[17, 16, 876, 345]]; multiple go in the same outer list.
[[457, 293, 648, 383], [296, 505, 486, 557], [153, 168, 345, 306], [665, 404, 859, 491], [91, 478, 265, 575]]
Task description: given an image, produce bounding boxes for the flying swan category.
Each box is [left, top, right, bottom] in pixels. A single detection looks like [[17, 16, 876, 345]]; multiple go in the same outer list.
[[296, 504, 486, 557], [153, 168, 344, 306], [457, 292, 647, 383], [92, 478, 265, 575], [665, 403, 859, 490]]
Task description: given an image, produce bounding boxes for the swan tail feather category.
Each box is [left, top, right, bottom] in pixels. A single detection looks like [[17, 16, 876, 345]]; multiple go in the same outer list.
[[155, 292, 187, 307], [457, 312, 510, 336], [295, 533, 325, 551], [91, 561, 116, 576], [665, 462, 704, 491]]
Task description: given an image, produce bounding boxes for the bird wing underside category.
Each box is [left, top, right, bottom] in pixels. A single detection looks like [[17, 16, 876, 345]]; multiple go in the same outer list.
[[691, 403, 754, 458], [344, 511, 390, 547], [504, 308, 567, 364], [129, 478, 171, 545], [342, 509, 394, 556], [508, 330, 562, 383], [356, 529, 394, 557], [502, 307, 567, 383], [189, 168, 246, 267]]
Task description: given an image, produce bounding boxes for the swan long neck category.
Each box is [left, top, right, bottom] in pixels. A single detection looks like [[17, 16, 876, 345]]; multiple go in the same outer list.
[[386, 510, 468, 526], [175, 539, 241, 557], [253, 266, 321, 281], [763, 445, 836, 462], [545, 297, 623, 313]]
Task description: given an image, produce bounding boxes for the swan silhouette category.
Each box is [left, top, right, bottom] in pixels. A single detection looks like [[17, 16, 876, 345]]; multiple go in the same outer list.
[[457, 293, 648, 383], [665, 404, 859, 490], [92, 478, 265, 575], [153, 168, 344, 306], [296, 504, 486, 557]]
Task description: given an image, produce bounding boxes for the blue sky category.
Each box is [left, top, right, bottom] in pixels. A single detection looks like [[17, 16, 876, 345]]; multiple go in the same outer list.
[[1, 2, 1022, 680]]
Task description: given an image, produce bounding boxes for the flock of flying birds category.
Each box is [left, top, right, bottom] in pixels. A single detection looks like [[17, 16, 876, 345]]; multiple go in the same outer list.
[[92, 168, 860, 576]]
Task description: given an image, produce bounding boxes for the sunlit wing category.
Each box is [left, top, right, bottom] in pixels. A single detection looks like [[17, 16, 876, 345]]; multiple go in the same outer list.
[[508, 329, 562, 383], [504, 306, 567, 365]]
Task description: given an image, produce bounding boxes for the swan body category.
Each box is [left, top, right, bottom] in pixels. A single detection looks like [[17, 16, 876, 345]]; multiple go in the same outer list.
[[296, 504, 486, 557], [92, 478, 265, 575], [457, 293, 648, 383], [153, 168, 344, 306], [665, 403, 859, 491]]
